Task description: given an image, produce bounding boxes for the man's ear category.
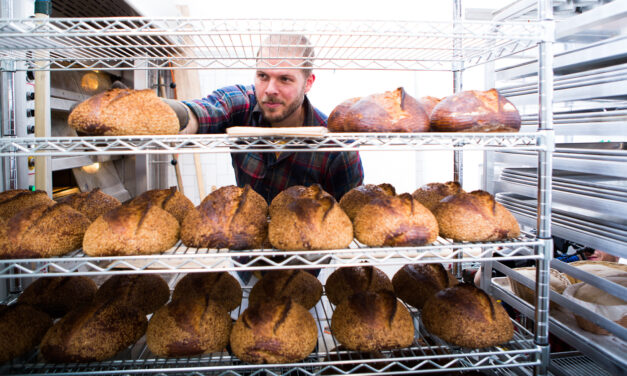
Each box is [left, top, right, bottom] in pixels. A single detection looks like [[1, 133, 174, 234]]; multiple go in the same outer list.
[[304, 73, 315, 94]]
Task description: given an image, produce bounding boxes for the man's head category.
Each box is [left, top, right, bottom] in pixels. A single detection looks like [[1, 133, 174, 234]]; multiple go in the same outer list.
[[583, 249, 619, 262], [255, 34, 316, 126]]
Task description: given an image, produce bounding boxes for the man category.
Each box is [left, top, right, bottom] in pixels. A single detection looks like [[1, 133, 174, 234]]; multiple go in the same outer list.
[[171, 34, 364, 203], [582, 249, 619, 262]]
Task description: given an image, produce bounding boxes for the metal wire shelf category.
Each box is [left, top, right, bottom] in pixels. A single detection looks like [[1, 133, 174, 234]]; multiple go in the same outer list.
[[0, 18, 547, 71], [0, 132, 545, 157]]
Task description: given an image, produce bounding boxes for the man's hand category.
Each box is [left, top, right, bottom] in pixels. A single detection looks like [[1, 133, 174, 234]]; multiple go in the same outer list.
[[162, 99, 198, 134]]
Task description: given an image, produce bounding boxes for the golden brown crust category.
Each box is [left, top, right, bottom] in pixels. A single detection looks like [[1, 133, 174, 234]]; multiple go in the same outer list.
[[181, 185, 268, 250], [418, 96, 441, 118], [430, 89, 521, 132], [18, 276, 98, 318], [268, 184, 353, 251], [172, 272, 242, 312], [146, 294, 232, 357], [339, 183, 396, 221], [230, 298, 317, 364], [331, 290, 414, 351], [129, 187, 194, 224], [249, 270, 323, 310], [67, 88, 179, 135], [40, 300, 147, 363], [412, 181, 464, 212], [432, 190, 520, 242], [422, 283, 514, 348], [353, 193, 439, 247], [327, 88, 430, 132], [392, 264, 458, 309], [57, 188, 121, 221], [95, 274, 170, 315], [0, 189, 54, 220], [82, 201, 180, 256], [0, 304, 53, 363], [325, 265, 393, 306]]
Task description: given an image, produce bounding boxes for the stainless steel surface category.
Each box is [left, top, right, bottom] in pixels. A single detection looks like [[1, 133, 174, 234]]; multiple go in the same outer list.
[[550, 354, 612, 376]]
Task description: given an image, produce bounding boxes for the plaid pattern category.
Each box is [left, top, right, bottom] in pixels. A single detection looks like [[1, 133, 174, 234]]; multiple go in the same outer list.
[[184, 84, 364, 203]]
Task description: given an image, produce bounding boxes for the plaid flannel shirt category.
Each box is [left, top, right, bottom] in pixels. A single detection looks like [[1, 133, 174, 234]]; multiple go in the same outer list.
[[184, 84, 364, 203]]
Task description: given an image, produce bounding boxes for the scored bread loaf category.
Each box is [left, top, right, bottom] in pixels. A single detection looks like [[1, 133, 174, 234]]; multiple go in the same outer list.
[[339, 183, 396, 221], [67, 88, 179, 135], [418, 96, 441, 118], [392, 263, 458, 309], [94, 274, 170, 315], [248, 270, 322, 310], [0, 189, 54, 220], [325, 265, 393, 306], [18, 276, 98, 318], [412, 181, 464, 212], [181, 185, 268, 250], [0, 304, 53, 363], [128, 187, 194, 224], [172, 272, 242, 312], [57, 188, 121, 221]]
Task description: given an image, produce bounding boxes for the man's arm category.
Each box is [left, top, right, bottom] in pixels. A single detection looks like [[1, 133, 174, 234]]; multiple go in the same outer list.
[[180, 106, 198, 134]]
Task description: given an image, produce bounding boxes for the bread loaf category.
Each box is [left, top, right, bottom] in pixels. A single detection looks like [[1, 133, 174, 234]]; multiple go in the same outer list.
[[330, 290, 414, 351], [418, 96, 441, 118], [392, 263, 458, 309], [249, 270, 322, 310], [0, 203, 91, 259], [432, 190, 520, 242], [563, 261, 627, 284], [95, 274, 170, 315], [181, 185, 268, 250], [40, 300, 147, 363], [327, 88, 430, 132], [430, 89, 521, 132], [67, 88, 179, 135], [57, 188, 121, 221], [172, 272, 242, 312], [412, 181, 464, 212], [508, 267, 571, 309], [422, 283, 514, 348], [82, 201, 180, 256], [0, 304, 52, 363], [129, 187, 194, 224], [353, 193, 439, 247], [339, 183, 396, 221], [325, 265, 393, 306], [18, 276, 98, 318], [146, 294, 232, 357], [0, 189, 53, 220], [571, 276, 627, 335], [230, 298, 317, 364], [268, 184, 353, 251]]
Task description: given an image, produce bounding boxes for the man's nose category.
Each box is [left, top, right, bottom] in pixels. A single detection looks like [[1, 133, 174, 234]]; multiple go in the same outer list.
[[265, 78, 279, 95]]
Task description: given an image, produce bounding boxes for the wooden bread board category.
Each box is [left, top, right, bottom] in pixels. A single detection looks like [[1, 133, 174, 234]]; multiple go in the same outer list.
[[226, 126, 328, 137]]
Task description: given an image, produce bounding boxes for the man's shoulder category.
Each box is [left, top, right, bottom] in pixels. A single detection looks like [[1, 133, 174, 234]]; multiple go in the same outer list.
[[310, 104, 328, 126], [215, 84, 255, 98]]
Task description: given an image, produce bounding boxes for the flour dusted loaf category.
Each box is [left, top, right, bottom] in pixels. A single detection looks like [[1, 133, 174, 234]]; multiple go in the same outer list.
[[68, 88, 179, 135], [230, 298, 317, 364], [432, 190, 520, 242], [268, 184, 353, 250], [0, 304, 52, 363], [571, 276, 627, 335], [325, 265, 393, 306], [508, 267, 571, 309], [172, 272, 242, 312], [146, 294, 232, 357], [57, 188, 121, 221], [327, 88, 430, 132], [249, 269, 322, 310], [18, 276, 97, 318], [331, 290, 414, 351], [95, 274, 170, 315], [82, 201, 180, 256], [339, 183, 396, 221], [353, 193, 439, 247], [129, 187, 194, 224], [0, 189, 53, 220], [422, 283, 514, 348], [412, 181, 464, 212], [181, 185, 268, 250], [392, 263, 458, 309], [430, 89, 521, 132], [563, 261, 627, 284]]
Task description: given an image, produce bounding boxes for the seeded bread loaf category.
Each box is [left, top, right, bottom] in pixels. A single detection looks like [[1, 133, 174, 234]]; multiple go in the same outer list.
[[18, 276, 98, 318], [95, 274, 170, 315], [412, 181, 464, 212], [325, 265, 393, 306], [0, 304, 53, 363], [0, 189, 53, 220], [249, 270, 322, 310], [172, 272, 242, 312], [128, 187, 194, 224], [339, 183, 396, 221], [392, 263, 458, 309], [57, 188, 121, 221]]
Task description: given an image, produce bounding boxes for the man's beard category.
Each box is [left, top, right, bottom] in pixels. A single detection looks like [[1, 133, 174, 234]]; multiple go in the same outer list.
[[261, 88, 306, 125]]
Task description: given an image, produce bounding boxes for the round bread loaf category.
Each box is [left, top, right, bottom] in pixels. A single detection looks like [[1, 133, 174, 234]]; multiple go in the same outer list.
[[430, 89, 521, 132], [327, 88, 430, 132], [82, 201, 180, 256], [339, 183, 396, 221], [230, 298, 317, 364], [0, 203, 91, 259], [67, 88, 179, 135], [57, 188, 121, 221], [128, 187, 194, 224], [432, 190, 520, 242], [508, 267, 571, 310], [331, 290, 414, 351], [95, 274, 170, 315], [0, 189, 54, 220], [18, 276, 98, 318], [172, 272, 242, 312], [392, 263, 458, 309], [325, 265, 393, 306], [0, 304, 53, 363], [146, 294, 232, 357], [412, 181, 464, 212], [418, 96, 441, 118], [249, 269, 323, 310], [181, 185, 268, 250], [422, 283, 514, 348], [40, 300, 147, 363], [564, 261, 627, 284], [571, 276, 627, 335], [353, 193, 439, 247], [268, 184, 353, 251]]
